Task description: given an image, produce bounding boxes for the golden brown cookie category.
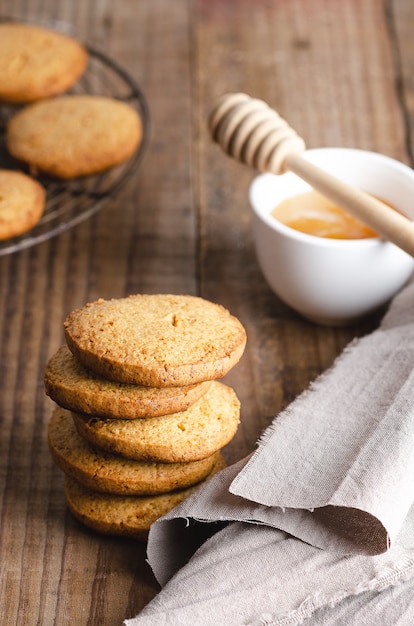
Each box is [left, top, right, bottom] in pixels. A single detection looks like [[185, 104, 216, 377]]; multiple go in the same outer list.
[[0, 169, 45, 240], [6, 94, 142, 178], [72, 381, 240, 463], [64, 454, 226, 540], [48, 406, 220, 495], [0, 22, 88, 103], [44, 345, 212, 419], [64, 294, 247, 387]]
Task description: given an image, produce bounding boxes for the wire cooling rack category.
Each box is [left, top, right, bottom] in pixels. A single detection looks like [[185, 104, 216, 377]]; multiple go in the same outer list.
[[0, 42, 150, 256]]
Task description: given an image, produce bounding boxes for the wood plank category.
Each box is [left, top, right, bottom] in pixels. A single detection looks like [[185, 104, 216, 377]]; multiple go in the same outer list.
[[193, 0, 396, 463], [392, 0, 414, 163]]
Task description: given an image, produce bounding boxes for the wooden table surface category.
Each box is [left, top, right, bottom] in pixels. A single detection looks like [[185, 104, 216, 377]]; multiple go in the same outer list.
[[1, 0, 413, 624]]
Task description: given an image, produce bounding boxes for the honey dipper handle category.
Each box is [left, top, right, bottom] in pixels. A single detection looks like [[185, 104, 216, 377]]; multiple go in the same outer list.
[[285, 152, 414, 257], [209, 92, 414, 257]]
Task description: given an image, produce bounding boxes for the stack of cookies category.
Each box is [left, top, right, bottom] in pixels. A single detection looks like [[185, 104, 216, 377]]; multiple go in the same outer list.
[[45, 294, 247, 540]]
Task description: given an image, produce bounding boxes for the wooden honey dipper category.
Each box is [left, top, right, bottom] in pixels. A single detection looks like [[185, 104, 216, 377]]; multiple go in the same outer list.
[[209, 92, 414, 257]]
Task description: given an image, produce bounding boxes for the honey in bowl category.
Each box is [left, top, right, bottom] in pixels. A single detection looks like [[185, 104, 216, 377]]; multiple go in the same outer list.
[[271, 189, 380, 239]]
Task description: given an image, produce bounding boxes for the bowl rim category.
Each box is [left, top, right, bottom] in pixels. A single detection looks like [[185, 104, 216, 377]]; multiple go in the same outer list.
[[249, 147, 414, 250]]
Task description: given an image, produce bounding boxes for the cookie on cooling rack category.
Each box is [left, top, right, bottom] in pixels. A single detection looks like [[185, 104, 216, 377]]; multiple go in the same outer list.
[[71, 381, 241, 463], [0, 169, 46, 240], [0, 22, 88, 103], [64, 454, 226, 540], [6, 94, 142, 178], [63, 294, 247, 387], [44, 345, 212, 419], [48, 407, 221, 495]]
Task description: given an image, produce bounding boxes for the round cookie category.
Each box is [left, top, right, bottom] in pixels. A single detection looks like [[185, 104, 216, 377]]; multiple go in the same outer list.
[[72, 381, 240, 463], [48, 406, 220, 495], [0, 169, 46, 240], [6, 94, 142, 178], [64, 454, 226, 540], [0, 22, 88, 103], [44, 345, 212, 419], [64, 294, 247, 387]]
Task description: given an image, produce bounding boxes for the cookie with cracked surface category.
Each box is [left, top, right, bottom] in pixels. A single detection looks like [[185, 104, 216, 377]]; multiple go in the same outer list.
[[0, 22, 88, 103], [72, 381, 240, 463], [64, 294, 247, 387], [0, 169, 45, 240], [44, 345, 212, 419], [6, 94, 142, 178], [48, 406, 221, 495], [64, 454, 226, 540]]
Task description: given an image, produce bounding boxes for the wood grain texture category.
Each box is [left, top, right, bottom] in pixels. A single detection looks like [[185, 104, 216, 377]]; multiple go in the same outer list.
[[0, 0, 412, 623]]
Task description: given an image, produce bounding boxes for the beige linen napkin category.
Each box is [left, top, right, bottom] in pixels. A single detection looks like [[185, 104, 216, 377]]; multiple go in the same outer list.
[[126, 277, 414, 625]]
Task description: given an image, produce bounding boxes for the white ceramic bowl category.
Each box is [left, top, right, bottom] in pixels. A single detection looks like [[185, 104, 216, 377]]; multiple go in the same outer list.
[[249, 148, 414, 325]]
